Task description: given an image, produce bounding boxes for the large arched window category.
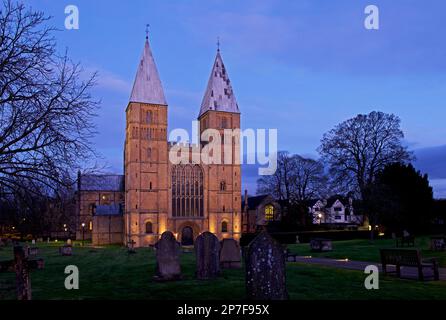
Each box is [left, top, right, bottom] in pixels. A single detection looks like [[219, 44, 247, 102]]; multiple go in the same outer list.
[[145, 222, 153, 234], [172, 165, 204, 217], [265, 205, 274, 221]]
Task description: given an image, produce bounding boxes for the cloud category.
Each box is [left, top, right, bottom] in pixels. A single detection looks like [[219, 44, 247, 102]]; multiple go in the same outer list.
[[96, 69, 132, 94]]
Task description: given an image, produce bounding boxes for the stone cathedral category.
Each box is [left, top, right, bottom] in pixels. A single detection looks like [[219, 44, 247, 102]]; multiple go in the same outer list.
[[76, 35, 242, 247]]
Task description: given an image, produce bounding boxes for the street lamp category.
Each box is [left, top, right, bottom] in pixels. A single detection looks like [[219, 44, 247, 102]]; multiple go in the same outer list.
[[81, 223, 85, 246]]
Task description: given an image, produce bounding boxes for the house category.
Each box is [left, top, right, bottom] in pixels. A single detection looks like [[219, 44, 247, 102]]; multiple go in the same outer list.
[[241, 192, 282, 234], [308, 196, 363, 225]]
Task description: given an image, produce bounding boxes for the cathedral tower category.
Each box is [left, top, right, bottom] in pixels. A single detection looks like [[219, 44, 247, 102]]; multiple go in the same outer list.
[[124, 36, 169, 247], [198, 49, 242, 241]]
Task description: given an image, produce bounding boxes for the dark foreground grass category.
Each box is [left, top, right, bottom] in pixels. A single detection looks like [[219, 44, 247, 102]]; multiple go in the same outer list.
[[1, 241, 445, 300], [288, 236, 446, 267]]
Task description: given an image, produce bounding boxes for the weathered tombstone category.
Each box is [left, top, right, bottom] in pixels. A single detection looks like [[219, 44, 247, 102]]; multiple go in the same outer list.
[[59, 245, 72, 256], [219, 238, 241, 269], [195, 232, 220, 279], [14, 246, 31, 300], [67, 239, 72, 246], [46, 237, 50, 244], [245, 231, 288, 300], [31, 239, 36, 245], [153, 231, 182, 281], [295, 235, 300, 244]]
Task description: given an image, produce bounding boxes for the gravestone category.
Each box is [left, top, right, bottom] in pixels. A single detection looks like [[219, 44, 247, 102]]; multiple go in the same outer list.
[[195, 232, 220, 279], [245, 231, 288, 300], [295, 235, 300, 244], [154, 231, 182, 281], [219, 238, 241, 269], [31, 240, 36, 245], [59, 245, 72, 256], [67, 239, 72, 246]]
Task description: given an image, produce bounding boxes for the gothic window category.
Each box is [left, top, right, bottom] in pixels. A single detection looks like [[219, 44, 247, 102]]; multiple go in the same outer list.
[[149, 182, 152, 190], [171, 165, 204, 217], [147, 148, 152, 160], [145, 222, 153, 234], [146, 111, 152, 124], [220, 181, 226, 191], [265, 205, 274, 221], [221, 221, 228, 233]]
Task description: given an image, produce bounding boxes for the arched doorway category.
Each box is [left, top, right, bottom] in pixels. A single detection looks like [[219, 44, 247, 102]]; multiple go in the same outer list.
[[181, 226, 194, 246]]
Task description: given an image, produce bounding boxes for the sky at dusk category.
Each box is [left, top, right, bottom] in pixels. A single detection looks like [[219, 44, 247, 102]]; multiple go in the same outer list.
[[24, 0, 446, 198]]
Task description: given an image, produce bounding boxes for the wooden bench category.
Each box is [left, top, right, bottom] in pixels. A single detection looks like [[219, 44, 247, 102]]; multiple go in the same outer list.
[[396, 236, 415, 247], [380, 249, 439, 281]]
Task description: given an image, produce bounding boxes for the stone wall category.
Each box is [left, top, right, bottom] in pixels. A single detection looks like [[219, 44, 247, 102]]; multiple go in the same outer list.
[[92, 215, 124, 245]]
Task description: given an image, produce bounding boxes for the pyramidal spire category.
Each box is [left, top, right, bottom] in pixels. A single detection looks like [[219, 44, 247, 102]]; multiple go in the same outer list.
[[129, 36, 167, 105], [199, 50, 239, 117]]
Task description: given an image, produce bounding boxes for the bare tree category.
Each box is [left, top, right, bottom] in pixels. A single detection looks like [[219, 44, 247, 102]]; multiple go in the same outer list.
[[0, 0, 99, 196], [257, 152, 327, 202], [318, 111, 413, 200]]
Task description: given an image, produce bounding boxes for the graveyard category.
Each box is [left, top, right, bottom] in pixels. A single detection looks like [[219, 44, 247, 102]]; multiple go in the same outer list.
[[1, 235, 446, 300]]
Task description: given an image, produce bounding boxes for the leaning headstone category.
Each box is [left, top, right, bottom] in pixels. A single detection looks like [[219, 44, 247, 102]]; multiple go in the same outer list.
[[59, 245, 72, 256], [245, 231, 288, 300], [219, 238, 241, 269], [154, 231, 182, 281], [195, 232, 220, 279], [14, 246, 31, 300]]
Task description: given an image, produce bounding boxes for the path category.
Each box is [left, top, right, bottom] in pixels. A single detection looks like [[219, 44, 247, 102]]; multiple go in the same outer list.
[[292, 256, 446, 281]]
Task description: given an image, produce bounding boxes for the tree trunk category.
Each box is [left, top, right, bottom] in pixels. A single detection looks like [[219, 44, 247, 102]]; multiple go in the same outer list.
[[14, 246, 31, 300]]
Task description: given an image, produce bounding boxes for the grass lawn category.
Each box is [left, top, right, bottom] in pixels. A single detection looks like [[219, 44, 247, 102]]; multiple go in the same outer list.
[[0, 240, 446, 300], [288, 235, 446, 267]]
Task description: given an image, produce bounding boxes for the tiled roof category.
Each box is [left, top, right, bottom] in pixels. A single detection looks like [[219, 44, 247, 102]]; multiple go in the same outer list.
[[79, 175, 124, 192], [199, 51, 239, 117], [242, 195, 270, 210], [129, 37, 167, 105], [95, 204, 123, 216]]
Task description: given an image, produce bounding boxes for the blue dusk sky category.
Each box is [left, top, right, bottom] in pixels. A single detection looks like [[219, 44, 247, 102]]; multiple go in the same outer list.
[[24, 0, 446, 198]]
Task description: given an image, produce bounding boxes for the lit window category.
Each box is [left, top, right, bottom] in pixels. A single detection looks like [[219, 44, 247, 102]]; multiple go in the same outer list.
[[89, 221, 93, 231], [265, 205, 274, 221]]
